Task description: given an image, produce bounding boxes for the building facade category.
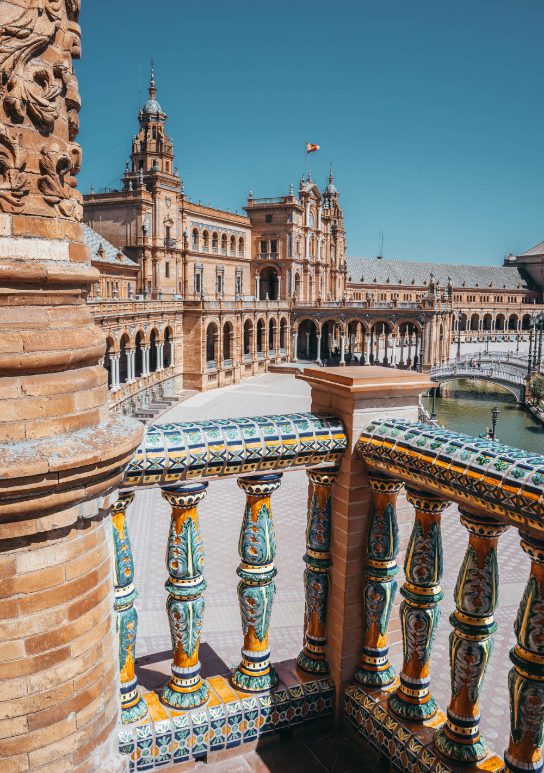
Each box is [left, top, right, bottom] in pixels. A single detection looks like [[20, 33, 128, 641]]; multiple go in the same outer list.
[[83, 69, 544, 415]]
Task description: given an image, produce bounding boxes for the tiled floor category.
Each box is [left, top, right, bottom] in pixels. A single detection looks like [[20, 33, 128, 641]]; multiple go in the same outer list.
[[127, 372, 527, 762]]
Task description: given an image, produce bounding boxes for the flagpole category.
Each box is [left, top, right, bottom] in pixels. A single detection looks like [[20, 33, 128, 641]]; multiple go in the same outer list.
[[304, 141, 307, 178]]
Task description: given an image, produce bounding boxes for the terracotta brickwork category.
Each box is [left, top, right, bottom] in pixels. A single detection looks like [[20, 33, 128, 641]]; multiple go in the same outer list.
[[0, 1, 142, 770]]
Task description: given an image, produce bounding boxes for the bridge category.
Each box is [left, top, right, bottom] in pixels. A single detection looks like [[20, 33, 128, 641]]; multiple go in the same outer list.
[[431, 351, 531, 402]]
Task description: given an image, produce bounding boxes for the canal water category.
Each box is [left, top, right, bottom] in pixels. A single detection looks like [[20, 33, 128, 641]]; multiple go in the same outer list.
[[423, 378, 544, 454]]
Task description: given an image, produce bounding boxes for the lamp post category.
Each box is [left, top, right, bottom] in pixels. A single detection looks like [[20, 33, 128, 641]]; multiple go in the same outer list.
[[528, 321, 534, 377], [430, 386, 438, 420], [491, 405, 500, 441], [536, 312, 544, 372]]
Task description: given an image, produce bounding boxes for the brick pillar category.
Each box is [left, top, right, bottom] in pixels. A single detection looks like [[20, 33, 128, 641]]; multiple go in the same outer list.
[[297, 366, 431, 717], [0, 2, 142, 771]]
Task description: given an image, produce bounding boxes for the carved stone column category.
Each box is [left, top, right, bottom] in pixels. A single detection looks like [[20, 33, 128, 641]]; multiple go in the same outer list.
[[0, 3, 142, 770]]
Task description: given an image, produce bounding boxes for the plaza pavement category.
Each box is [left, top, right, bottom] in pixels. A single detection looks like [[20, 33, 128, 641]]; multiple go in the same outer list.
[[128, 372, 526, 761]]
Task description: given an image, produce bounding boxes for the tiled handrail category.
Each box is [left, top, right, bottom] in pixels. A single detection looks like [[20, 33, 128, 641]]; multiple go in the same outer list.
[[124, 412, 347, 487], [358, 418, 543, 528], [114, 412, 347, 768], [350, 418, 544, 772]]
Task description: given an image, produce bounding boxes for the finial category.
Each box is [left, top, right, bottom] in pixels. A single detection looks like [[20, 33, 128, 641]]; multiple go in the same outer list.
[[180, 179, 185, 194], [149, 60, 157, 98], [125, 160, 129, 173], [128, 180, 133, 191], [139, 167, 144, 186], [248, 189, 253, 199], [329, 162, 334, 182], [289, 182, 294, 196], [306, 172, 311, 182], [174, 165, 179, 177]]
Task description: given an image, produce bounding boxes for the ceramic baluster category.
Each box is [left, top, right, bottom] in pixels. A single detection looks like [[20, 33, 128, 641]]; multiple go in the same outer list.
[[389, 489, 450, 721], [434, 510, 507, 762], [112, 491, 148, 723], [161, 483, 209, 709], [355, 475, 403, 687], [504, 533, 544, 773], [297, 467, 338, 674], [233, 474, 282, 692]]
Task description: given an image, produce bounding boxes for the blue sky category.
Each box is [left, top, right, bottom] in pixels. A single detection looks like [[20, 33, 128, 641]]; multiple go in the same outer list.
[[78, 0, 544, 265]]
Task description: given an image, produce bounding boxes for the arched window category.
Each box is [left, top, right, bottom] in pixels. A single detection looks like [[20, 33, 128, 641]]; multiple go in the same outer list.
[[212, 232, 219, 253], [256, 319, 264, 352], [280, 318, 287, 350], [202, 230, 209, 251], [119, 335, 129, 384], [149, 330, 159, 372], [223, 322, 233, 361], [135, 332, 144, 378], [230, 235, 236, 256], [238, 237, 244, 257], [221, 234, 227, 255], [192, 229, 199, 250], [268, 319, 276, 352], [164, 327, 173, 367], [243, 320, 253, 356], [206, 323, 218, 363]]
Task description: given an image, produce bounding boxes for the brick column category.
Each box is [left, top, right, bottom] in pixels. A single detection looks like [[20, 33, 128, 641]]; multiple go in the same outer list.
[[297, 366, 431, 716], [0, 3, 142, 771]]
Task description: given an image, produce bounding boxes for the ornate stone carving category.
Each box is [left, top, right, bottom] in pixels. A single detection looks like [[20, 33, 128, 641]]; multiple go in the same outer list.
[[0, 127, 28, 211], [0, 0, 83, 220]]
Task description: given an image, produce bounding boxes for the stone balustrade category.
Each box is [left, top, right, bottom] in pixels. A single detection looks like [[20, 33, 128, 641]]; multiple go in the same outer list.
[[109, 371, 543, 772]]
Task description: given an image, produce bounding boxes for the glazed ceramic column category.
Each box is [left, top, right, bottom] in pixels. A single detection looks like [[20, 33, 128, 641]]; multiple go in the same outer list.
[[160, 483, 209, 708], [297, 467, 338, 674], [389, 489, 450, 721], [112, 492, 148, 723], [434, 510, 507, 762], [233, 474, 282, 691], [504, 532, 544, 773], [355, 475, 404, 687]]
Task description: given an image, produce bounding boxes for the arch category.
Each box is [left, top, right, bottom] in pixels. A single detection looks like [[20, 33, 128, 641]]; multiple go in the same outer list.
[[119, 333, 130, 384], [212, 232, 219, 252], [221, 233, 227, 254], [268, 318, 277, 352], [243, 319, 253, 356], [164, 326, 173, 368], [259, 266, 279, 300], [230, 235, 236, 256], [483, 313, 492, 331], [192, 228, 199, 250], [238, 237, 244, 257], [104, 337, 114, 388], [508, 313, 518, 331], [202, 230, 210, 250], [223, 321, 233, 361], [135, 331, 144, 378], [149, 329, 159, 373], [522, 313, 532, 331], [496, 313, 505, 331], [470, 313, 479, 331], [458, 313, 468, 332], [294, 272, 301, 298], [206, 322, 218, 363], [256, 318, 265, 353], [297, 319, 318, 360], [280, 317, 288, 350]]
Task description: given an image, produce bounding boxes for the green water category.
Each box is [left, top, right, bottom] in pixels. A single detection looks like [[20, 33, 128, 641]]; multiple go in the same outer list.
[[423, 379, 544, 455]]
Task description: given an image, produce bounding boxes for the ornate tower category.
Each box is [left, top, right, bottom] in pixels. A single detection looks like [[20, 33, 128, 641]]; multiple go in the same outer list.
[[322, 169, 347, 299], [124, 65, 179, 188], [0, 2, 142, 770]]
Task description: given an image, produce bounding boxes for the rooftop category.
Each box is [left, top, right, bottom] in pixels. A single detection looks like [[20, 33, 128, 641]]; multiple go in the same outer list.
[[345, 255, 535, 290], [83, 224, 139, 268]]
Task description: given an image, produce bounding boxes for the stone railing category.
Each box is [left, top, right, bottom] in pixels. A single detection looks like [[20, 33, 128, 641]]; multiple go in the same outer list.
[[345, 417, 544, 772], [112, 413, 347, 767]]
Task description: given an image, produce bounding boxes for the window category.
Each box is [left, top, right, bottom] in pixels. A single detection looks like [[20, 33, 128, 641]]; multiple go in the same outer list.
[[230, 236, 236, 256], [216, 273, 223, 295], [165, 226, 171, 243], [265, 214, 273, 223], [270, 240, 278, 255], [260, 240, 267, 254], [139, 160, 144, 169], [287, 214, 293, 222], [194, 271, 202, 295], [235, 271, 242, 296], [192, 229, 199, 249], [238, 238, 244, 257], [165, 262, 170, 278]]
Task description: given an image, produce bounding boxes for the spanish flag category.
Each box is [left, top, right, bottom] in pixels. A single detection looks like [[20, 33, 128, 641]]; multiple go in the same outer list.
[[306, 143, 320, 154]]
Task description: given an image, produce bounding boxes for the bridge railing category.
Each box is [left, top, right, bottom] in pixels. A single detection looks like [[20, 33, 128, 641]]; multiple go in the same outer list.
[[432, 363, 526, 385], [347, 417, 544, 772]]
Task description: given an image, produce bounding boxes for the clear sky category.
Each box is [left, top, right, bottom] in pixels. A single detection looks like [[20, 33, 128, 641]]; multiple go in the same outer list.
[[78, 0, 544, 265]]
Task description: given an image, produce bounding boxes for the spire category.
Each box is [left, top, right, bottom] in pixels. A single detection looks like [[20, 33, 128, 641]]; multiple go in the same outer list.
[[149, 61, 157, 99], [325, 164, 338, 197]]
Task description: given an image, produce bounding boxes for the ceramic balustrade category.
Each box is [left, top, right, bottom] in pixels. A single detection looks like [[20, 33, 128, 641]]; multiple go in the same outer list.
[[111, 412, 347, 764], [348, 417, 544, 773]]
